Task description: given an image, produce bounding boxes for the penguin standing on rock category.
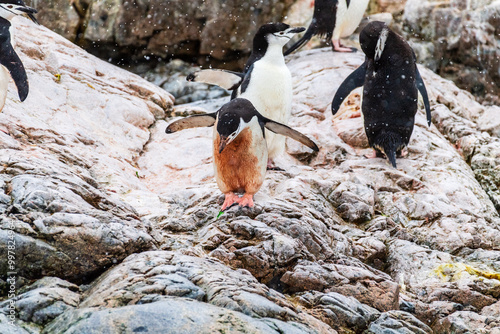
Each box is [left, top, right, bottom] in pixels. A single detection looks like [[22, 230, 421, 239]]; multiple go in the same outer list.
[[186, 23, 306, 169], [0, 0, 38, 111], [166, 98, 319, 211], [284, 0, 370, 55], [331, 21, 431, 168]]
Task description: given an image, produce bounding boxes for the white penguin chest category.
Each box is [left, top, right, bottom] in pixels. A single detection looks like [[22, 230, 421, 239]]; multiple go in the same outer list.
[[335, 0, 370, 38], [240, 61, 292, 123]]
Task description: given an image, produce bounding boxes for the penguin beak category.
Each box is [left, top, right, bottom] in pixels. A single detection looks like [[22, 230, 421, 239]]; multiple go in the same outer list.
[[218, 136, 230, 153], [288, 27, 306, 34], [18, 7, 39, 25]]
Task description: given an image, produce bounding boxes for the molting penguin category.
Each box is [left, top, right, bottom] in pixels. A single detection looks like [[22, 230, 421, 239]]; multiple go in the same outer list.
[[0, 0, 38, 111], [284, 0, 369, 55], [186, 23, 305, 167], [331, 21, 431, 168], [166, 98, 319, 211]]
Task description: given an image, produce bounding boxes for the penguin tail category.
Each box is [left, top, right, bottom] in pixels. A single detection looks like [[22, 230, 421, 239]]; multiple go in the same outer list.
[[374, 131, 403, 168], [284, 24, 318, 56]]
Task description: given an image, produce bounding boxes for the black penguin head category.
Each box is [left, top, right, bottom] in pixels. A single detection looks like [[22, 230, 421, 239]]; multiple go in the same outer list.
[[216, 98, 262, 153], [253, 23, 306, 51], [360, 21, 390, 61], [0, 0, 38, 24]]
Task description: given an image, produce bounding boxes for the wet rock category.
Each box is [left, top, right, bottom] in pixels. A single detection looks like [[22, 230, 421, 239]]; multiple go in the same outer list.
[[365, 310, 432, 334], [0, 277, 80, 325]]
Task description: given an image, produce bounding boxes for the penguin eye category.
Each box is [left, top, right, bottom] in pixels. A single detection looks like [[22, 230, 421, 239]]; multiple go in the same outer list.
[[7, 5, 13, 8], [279, 32, 284, 35]]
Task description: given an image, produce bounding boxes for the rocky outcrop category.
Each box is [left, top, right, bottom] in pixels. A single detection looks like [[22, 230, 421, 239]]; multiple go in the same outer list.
[[1, 17, 499, 334], [402, 0, 500, 105], [30, 0, 295, 69]]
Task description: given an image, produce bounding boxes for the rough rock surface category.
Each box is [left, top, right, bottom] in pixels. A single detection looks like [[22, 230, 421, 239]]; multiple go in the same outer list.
[[402, 0, 500, 105], [0, 19, 173, 285], [0, 18, 499, 334], [30, 0, 296, 69]]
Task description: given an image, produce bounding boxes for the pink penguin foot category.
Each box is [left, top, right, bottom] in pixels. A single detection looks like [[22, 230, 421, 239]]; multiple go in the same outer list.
[[221, 192, 239, 211], [332, 39, 357, 53], [237, 193, 255, 208], [365, 149, 381, 159]]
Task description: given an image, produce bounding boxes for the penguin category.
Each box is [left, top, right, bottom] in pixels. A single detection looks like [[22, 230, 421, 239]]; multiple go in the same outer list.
[[284, 0, 370, 55], [166, 98, 319, 210], [0, 0, 38, 111], [331, 21, 431, 168], [186, 23, 306, 168]]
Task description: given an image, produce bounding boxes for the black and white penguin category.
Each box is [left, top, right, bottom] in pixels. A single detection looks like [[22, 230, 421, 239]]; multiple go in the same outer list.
[[166, 98, 319, 210], [331, 21, 431, 168], [284, 0, 369, 55], [186, 23, 305, 167], [0, 0, 38, 111]]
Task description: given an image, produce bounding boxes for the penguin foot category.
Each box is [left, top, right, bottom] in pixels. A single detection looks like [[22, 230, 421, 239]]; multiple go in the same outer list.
[[332, 40, 357, 53], [365, 149, 384, 159], [398, 148, 408, 158], [237, 194, 255, 208], [221, 192, 239, 211]]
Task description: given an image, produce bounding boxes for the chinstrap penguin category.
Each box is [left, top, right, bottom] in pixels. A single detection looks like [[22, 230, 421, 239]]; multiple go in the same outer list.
[[166, 98, 319, 211], [0, 0, 38, 111], [186, 23, 305, 168], [284, 0, 369, 55], [331, 21, 431, 168]]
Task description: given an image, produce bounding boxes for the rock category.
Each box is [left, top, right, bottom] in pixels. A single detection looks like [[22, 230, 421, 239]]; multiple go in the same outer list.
[[0, 19, 174, 284], [281, 258, 400, 312], [135, 59, 229, 105], [0, 314, 31, 334], [0, 277, 80, 325], [365, 310, 432, 334], [68, 251, 333, 333], [2, 17, 500, 333], [32, 0, 297, 68], [402, 0, 500, 105], [433, 310, 500, 334], [43, 298, 324, 334], [297, 291, 380, 332]]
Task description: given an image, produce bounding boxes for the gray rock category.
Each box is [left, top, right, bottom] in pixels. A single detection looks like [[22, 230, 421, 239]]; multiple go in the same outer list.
[[365, 311, 432, 334], [0, 314, 32, 334], [32, 0, 296, 68], [0, 277, 80, 325], [43, 298, 321, 334], [402, 0, 500, 105], [298, 291, 380, 332]]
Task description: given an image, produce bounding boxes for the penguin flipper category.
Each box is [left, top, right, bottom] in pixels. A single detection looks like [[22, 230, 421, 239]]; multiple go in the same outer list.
[[0, 21, 29, 102], [331, 61, 367, 115], [166, 113, 217, 133], [263, 119, 319, 152], [416, 67, 432, 126], [186, 69, 244, 91]]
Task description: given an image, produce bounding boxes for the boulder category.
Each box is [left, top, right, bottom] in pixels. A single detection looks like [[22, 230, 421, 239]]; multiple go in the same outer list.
[[403, 0, 500, 105]]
